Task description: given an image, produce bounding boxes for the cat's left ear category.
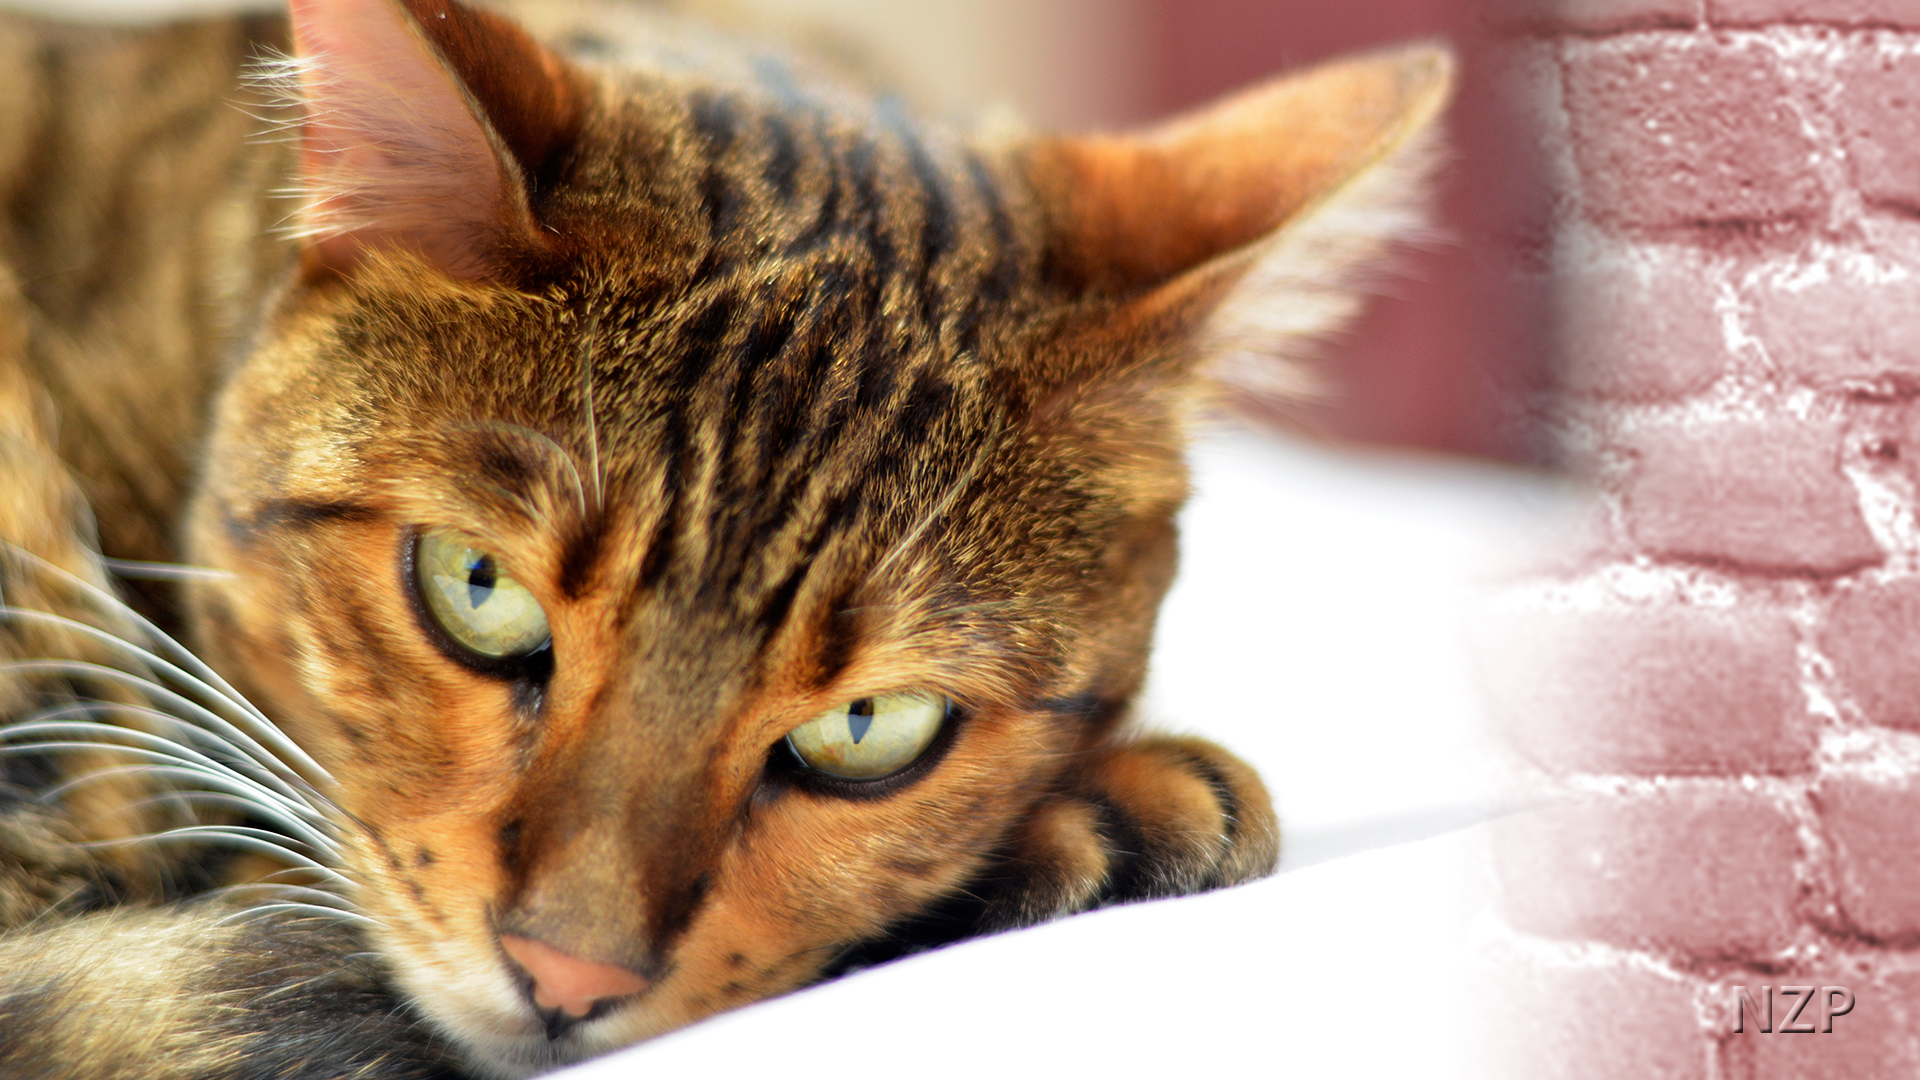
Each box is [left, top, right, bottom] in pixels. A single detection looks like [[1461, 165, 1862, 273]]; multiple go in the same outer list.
[[1021, 44, 1453, 403], [289, 0, 588, 280]]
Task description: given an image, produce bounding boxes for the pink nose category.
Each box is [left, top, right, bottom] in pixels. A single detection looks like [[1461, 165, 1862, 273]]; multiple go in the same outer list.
[[500, 934, 648, 1018]]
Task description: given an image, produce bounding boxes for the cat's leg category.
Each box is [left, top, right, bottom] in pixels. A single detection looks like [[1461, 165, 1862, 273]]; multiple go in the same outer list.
[[0, 906, 461, 1080]]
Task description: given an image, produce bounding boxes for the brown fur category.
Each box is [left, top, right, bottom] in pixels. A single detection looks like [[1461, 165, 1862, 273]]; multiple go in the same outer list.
[[0, 2, 1449, 1077]]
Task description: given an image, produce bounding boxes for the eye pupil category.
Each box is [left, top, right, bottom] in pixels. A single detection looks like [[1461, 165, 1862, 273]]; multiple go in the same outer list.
[[847, 699, 873, 745], [466, 553, 497, 608]]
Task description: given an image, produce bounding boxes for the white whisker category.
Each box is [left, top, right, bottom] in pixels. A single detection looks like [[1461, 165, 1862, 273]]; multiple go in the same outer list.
[[12, 702, 324, 813], [97, 558, 235, 583], [580, 308, 605, 513], [0, 657, 322, 788], [212, 902, 380, 931], [64, 825, 346, 884], [202, 882, 357, 910], [13, 750, 335, 849], [0, 544, 329, 783]]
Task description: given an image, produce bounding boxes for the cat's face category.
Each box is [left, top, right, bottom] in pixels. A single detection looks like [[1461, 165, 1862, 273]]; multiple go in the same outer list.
[[190, 253, 1186, 1073], [184, 0, 1447, 1073]]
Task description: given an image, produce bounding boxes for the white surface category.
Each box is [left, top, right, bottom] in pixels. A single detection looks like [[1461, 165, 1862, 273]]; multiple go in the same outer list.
[[562, 429, 1568, 1079]]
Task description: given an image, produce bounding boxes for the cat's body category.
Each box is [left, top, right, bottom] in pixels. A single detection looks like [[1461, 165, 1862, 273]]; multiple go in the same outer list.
[[0, 2, 1448, 1077]]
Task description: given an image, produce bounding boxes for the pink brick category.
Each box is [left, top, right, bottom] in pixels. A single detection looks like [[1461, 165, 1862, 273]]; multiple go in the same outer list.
[[1500, 0, 1702, 32], [1746, 268, 1920, 385], [1493, 786, 1803, 958], [1619, 413, 1881, 574], [1561, 39, 1825, 227], [1814, 774, 1920, 941], [1838, 50, 1920, 213], [1712, 0, 1920, 23], [1555, 244, 1729, 401], [1475, 601, 1812, 775], [1484, 958, 1705, 1080], [1820, 579, 1920, 732]]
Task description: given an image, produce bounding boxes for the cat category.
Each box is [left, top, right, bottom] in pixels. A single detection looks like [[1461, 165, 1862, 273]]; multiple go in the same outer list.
[[0, 0, 1451, 1076]]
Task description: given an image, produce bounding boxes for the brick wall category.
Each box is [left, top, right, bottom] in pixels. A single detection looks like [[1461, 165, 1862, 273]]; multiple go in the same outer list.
[[1482, 3, 1920, 1075]]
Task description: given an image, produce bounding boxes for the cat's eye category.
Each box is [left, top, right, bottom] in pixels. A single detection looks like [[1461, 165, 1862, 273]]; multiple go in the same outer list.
[[413, 530, 551, 660], [784, 693, 948, 781]]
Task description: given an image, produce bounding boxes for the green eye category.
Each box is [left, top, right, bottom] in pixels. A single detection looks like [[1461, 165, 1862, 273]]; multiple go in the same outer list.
[[414, 530, 551, 659], [785, 693, 948, 781]]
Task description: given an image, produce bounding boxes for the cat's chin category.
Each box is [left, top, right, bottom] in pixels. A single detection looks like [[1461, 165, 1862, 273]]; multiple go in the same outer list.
[[415, 984, 649, 1080], [444, 1029, 587, 1080]]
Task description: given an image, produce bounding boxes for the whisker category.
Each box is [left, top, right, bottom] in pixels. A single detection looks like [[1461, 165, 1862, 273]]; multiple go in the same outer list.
[[10, 703, 324, 812], [0, 544, 328, 782], [579, 307, 605, 513], [202, 882, 356, 910], [212, 902, 380, 931], [0, 607, 280, 753], [11, 749, 336, 849], [0, 657, 322, 788], [63, 825, 344, 882], [126, 789, 342, 854], [98, 558, 235, 583]]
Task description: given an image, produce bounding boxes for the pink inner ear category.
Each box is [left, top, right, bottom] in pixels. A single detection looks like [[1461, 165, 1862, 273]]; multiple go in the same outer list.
[[292, 0, 520, 279]]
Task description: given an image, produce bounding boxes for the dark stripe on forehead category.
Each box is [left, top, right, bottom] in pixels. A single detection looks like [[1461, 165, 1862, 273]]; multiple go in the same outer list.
[[811, 586, 862, 687], [951, 150, 1020, 356], [473, 436, 539, 489], [786, 117, 842, 255], [675, 290, 737, 395], [691, 92, 741, 242], [894, 368, 955, 440], [751, 484, 865, 640], [968, 152, 1018, 304], [762, 111, 801, 203], [230, 498, 377, 548], [885, 105, 954, 330], [637, 409, 688, 590], [557, 514, 607, 599], [843, 136, 894, 270]]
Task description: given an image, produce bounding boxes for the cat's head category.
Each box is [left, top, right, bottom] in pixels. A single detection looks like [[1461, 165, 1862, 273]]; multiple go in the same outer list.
[[185, 0, 1449, 1073]]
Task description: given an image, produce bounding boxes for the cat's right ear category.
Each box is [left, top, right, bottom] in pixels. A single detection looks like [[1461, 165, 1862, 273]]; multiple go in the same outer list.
[[1018, 44, 1452, 407], [288, 0, 588, 281]]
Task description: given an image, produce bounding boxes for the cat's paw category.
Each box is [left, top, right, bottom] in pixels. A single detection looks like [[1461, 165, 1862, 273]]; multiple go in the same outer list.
[[999, 735, 1280, 924]]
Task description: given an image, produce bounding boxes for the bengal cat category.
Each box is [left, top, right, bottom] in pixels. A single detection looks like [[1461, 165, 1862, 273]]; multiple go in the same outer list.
[[0, 0, 1450, 1076]]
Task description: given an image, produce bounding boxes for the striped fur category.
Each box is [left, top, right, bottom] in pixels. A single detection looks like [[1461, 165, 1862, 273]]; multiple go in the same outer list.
[[0, 1, 1449, 1076]]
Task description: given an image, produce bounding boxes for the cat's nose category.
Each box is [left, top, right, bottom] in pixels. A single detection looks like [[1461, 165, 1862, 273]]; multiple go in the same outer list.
[[500, 933, 648, 1019]]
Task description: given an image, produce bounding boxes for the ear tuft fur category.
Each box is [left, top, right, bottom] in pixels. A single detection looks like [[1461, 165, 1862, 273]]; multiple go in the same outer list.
[[1024, 43, 1454, 413], [1199, 116, 1446, 411]]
